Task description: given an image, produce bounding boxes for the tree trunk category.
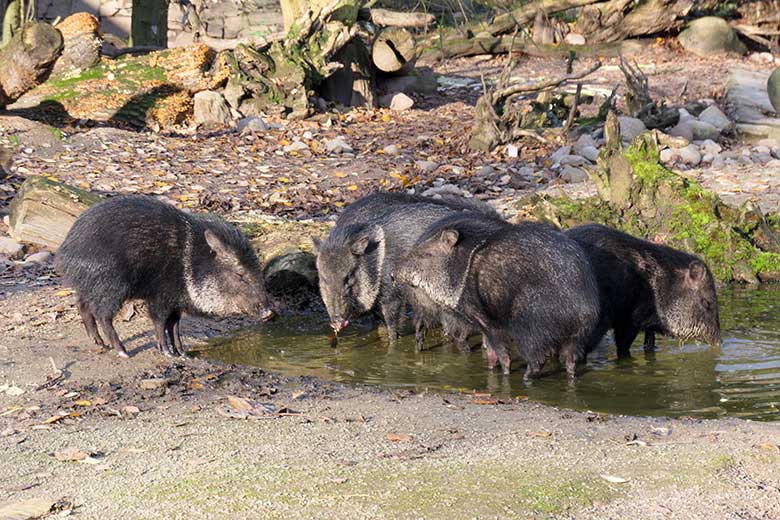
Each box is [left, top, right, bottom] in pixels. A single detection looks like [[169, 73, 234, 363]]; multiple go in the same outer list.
[[0, 21, 63, 109], [131, 0, 168, 47], [1, 0, 21, 48], [358, 8, 435, 28]]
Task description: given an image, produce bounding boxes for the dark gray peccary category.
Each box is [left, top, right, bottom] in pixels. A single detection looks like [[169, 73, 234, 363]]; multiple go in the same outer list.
[[312, 192, 499, 349], [395, 213, 601, 379], [565, 224, 721, 356], [56, 196, 272, 358]]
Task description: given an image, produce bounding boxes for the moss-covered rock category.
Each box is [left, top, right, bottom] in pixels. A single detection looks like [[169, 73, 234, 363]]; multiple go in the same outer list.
[[515, 129, 780, 283]]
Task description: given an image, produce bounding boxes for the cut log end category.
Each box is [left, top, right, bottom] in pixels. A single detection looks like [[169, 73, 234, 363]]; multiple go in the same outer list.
[[372, 27, 415, 74]]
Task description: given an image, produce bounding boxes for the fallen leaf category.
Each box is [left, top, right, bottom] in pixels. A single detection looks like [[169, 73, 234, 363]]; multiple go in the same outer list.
[[122, 406, 140, 415], [759, 443, 780, 452], [54, 289, 73, 297], [54, 448, 90, 462], [527, 430, 553, 439], [386, 433, 414, 443], [43, 415, 64, 424], [600, 474, 630, 484], [0, 498, 55, 520], [226, 396, 254, 412], [74, 400, 91, 407]]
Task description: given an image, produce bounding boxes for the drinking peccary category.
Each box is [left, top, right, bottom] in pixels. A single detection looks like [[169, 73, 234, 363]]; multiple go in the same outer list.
[[565, 224, 721, 356], [312, 192, 499, 349], [395, 213, 601, 379], [56, 196, 272, 358]]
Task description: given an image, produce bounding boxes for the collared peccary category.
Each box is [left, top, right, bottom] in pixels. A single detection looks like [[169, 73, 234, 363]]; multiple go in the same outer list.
[[56, 196, 272, 358], [565, 224, 721, 356], [395, 213, 601, 379], [312, 192, 499, 349]]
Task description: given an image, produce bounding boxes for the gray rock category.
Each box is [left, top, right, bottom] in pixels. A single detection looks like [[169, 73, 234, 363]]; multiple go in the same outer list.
[[551, 146, 571, 164], [617, 116, 647, 141], [753, 145, 771, 154], [677, 144, 702, 166], [560, 165, 589, 183], [573, 134, 597, 155], [383, 144, 400, 155], [580, 146, 600, 162], [659, 148, 678, 164], [678, 17, 747, 57], [325, 137, 353, 154], [415, 160, 439, 173], [688, 120, 720, 141], [560, 154, 588, 166], [668, 121, 694, 141], [698, 139, 722, 155], [698, 105, 731, 131], [477, 165, 495, 176], [421, 184, 464, 197], [711, 156, 726, 169], [193, 90, 232, 126], [701, 153, 714, 163], [23, 251, 53, 265], [283, 141, 309, 153], [769, 67, 780, 113], [222, 77, 244, 109], [237, 116, 268, 134], [0, 237, 24, 259], [753, 152, 773, 164], [389, 93, 414, 111], [678, 108, 694, 122]]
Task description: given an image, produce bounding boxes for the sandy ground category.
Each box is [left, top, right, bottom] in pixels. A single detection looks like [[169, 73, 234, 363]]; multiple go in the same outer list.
[[1, 280, 780, 519]]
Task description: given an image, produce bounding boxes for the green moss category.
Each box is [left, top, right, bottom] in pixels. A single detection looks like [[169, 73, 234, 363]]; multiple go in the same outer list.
[[47, 65, 107, 89]]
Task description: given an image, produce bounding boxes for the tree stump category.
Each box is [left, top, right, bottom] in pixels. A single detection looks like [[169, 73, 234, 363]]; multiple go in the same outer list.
[[0, 21, 63, 109], [53, 13, 103, 74], [9, 177, 102, 249]]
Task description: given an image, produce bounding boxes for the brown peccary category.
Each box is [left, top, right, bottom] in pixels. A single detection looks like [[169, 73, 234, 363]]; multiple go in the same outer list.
[[312, 192, 500, 350], [56, 196, 272, 358], [565, 224, 721, 356], [395, 213, 601, 379]]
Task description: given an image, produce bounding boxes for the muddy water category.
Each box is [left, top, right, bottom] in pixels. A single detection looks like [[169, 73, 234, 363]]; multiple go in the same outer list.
[[197, 285, 780, 421]]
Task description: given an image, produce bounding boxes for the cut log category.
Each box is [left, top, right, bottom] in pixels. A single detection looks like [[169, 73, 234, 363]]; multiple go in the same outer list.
[[577, 0, 694, 43], [489, 0, 601, 36], [0, 21, 63, 109], [53, 13, 103, 74], [372, 27, 415, 74], [9, 176, 102, 249], [358, 8, 435, 29]]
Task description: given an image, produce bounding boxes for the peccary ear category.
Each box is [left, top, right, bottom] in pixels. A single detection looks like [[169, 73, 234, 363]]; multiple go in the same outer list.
[[440, 229, 459, 250], [311, 236, 322, 256], [685, 260, 706, 287], [204, 229, 231, 258], [351, 235, 370, 256]]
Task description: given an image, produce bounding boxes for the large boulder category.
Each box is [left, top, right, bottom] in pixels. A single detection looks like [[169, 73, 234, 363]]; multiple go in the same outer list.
[[193, 90, 232, 126], [768, 67, 780, 114], [678, 17, 747, 57]]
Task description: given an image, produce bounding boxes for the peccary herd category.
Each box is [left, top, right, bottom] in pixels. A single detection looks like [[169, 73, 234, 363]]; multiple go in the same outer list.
[[57, 192, 721, 380]]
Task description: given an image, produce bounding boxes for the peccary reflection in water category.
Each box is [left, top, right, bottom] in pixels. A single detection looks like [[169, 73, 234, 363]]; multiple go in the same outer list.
[[312, 192, 498, 351], [395, 213, 601, 379], [566, 224, 721, 356], [56, 196, 272, 358]]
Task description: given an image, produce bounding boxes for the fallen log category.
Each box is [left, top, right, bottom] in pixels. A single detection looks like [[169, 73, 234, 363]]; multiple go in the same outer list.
[[0, 21, 63, 109], [358, 8, 435, 28], [8, 176, 102, 249], [577, 0, 694, 43]]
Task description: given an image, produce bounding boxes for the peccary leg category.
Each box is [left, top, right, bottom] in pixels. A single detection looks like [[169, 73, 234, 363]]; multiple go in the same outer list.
[[414, 316, 426, 352], [166, 311, 185, 356], [380, 296, 405, 345], [96, 316, 130, 358], [643, 330, 656, 351], [484, 334, 511, 375], [153, 319, 175, 358], [559, 341, 580, 381], [614, 324, 640, 358], [78, 300, 106, 349]]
